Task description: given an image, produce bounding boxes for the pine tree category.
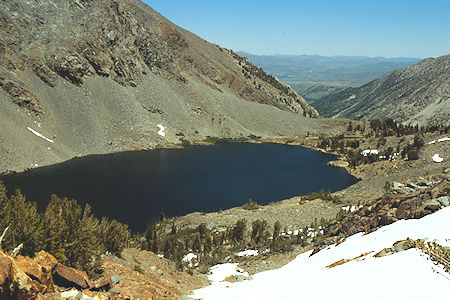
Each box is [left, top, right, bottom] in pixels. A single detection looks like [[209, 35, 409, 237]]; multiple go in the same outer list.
[[232, 219, 247, 245], [1, 188, 44, 255], [251, 219, 268, 245], [41, 195, 73, 263]]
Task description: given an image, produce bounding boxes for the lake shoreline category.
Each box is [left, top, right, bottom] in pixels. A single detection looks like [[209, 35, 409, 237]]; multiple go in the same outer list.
[[1, 142, 358, 232]]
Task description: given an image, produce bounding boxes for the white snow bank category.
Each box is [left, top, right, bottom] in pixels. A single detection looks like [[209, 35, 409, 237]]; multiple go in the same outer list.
[[428, 136, 449, 144], [182, 253, 197, 262], [361, 149, 378, 156], [157, 124, 165, 137], [432, 154, 444, 163], [27, 127, 54, 143], [207, 263, 249, 283], [193, 207, 450, 300], [341, 205, 363, 212], [236, 250, 258, 257]]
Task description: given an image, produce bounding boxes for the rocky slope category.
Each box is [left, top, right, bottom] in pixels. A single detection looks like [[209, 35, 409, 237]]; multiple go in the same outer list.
[[0, 0, 331, 173], [313, 54, 450, 126]]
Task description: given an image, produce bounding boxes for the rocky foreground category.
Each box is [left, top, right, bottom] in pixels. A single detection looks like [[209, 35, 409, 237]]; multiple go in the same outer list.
[[0, 241, 204, 299]]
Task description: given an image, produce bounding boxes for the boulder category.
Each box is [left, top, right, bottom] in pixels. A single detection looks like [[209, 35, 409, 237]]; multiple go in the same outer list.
[[424, 200, 441, 212], [396, 197, 423, 219], [417, 178, 431, 187], [91, 276, 112, 291], [33, 251, 58, 273], [407, 182, 419, 189], [436, 196, 449, 207], [54, 263, 91, 289], [0, 255, 12, 286], [16, 255, 42, 282], [379, 213, 398, 226], [392, 181, 404, 189], [392, 239, 414, 252], [2, 254, 44, 298], [110, 274, 121, 285]]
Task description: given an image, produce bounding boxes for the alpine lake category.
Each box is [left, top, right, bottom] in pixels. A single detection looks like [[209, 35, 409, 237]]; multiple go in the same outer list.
[[1, 143, 358, 232]]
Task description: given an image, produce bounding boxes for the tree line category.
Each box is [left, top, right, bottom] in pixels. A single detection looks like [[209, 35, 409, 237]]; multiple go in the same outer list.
[[0, 181, 130, 277]]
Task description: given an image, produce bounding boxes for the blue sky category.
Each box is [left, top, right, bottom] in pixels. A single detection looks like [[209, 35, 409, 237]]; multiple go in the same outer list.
[[143, 0, 449, 58]]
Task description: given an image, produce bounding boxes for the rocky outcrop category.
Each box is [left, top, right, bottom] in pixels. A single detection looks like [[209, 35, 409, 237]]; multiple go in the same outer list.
[[0, 240, 203, 299], [314, 54, 450, 126], [0, 0, 317, 116], [327, 160, 349, 168], [312, 174, 449, 254]]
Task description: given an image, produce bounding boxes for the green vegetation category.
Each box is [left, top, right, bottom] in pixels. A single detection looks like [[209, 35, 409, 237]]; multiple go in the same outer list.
[[242, 198, 260, 210], [0, 180, 334, 275], [317, 119, 449, 166], [300, 189, 341, 204], [0, 181, 130, 277], [139, 214, 328, 272], [287, 81, 349, 104]]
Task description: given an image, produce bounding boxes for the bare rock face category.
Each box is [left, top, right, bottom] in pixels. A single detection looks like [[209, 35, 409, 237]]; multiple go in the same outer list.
[[0, 0, 331, 173], [0, 0, 317, 116], [314, 54, 450, 126], [0, 76, 42, 114]]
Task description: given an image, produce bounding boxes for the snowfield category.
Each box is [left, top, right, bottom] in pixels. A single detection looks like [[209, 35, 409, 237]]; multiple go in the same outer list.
[[192, 207, 450, 300]]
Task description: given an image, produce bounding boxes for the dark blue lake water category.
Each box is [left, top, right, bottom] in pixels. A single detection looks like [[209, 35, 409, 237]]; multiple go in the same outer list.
[[1, 143, 358, 231]]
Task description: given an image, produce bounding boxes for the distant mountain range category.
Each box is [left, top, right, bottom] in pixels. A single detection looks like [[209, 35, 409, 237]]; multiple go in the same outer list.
[[238, 52, 420, 86], [313, 54, 450, 126]]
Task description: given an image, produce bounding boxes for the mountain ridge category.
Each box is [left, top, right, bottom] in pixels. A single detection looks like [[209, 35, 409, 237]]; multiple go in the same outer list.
[[313, 54, 450, 126], [237, 52, 420, 86], [0, 0, 334, 173]]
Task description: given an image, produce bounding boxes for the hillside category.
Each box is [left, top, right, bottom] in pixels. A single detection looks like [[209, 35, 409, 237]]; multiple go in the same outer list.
[[313, 54, 450, 126], [0, 0, 330, 173], [238, 52, 419, 86], [193, 207, 450, 299]]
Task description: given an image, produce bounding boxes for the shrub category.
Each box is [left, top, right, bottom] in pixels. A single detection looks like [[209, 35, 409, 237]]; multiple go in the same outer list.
[[301, 189, 341, 204], [407, 150, 419, 160], [242, 198, 260, 210], [0, 182, 130, 275]]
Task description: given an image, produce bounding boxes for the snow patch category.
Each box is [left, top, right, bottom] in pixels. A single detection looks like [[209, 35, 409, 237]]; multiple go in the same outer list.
[[192, 207, 450, 300], [236, 250, 258, 257], [182, 253, 197, 262], [428, 136, 449, 144], [432, 154, 443, 163], [341, 205, 363, 212], [27, 127, 54, 143], [157, 124, 165, 137], [361, 149, 378, 156], [182, 252, 198, 267], [207, 263, 249, 283]]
